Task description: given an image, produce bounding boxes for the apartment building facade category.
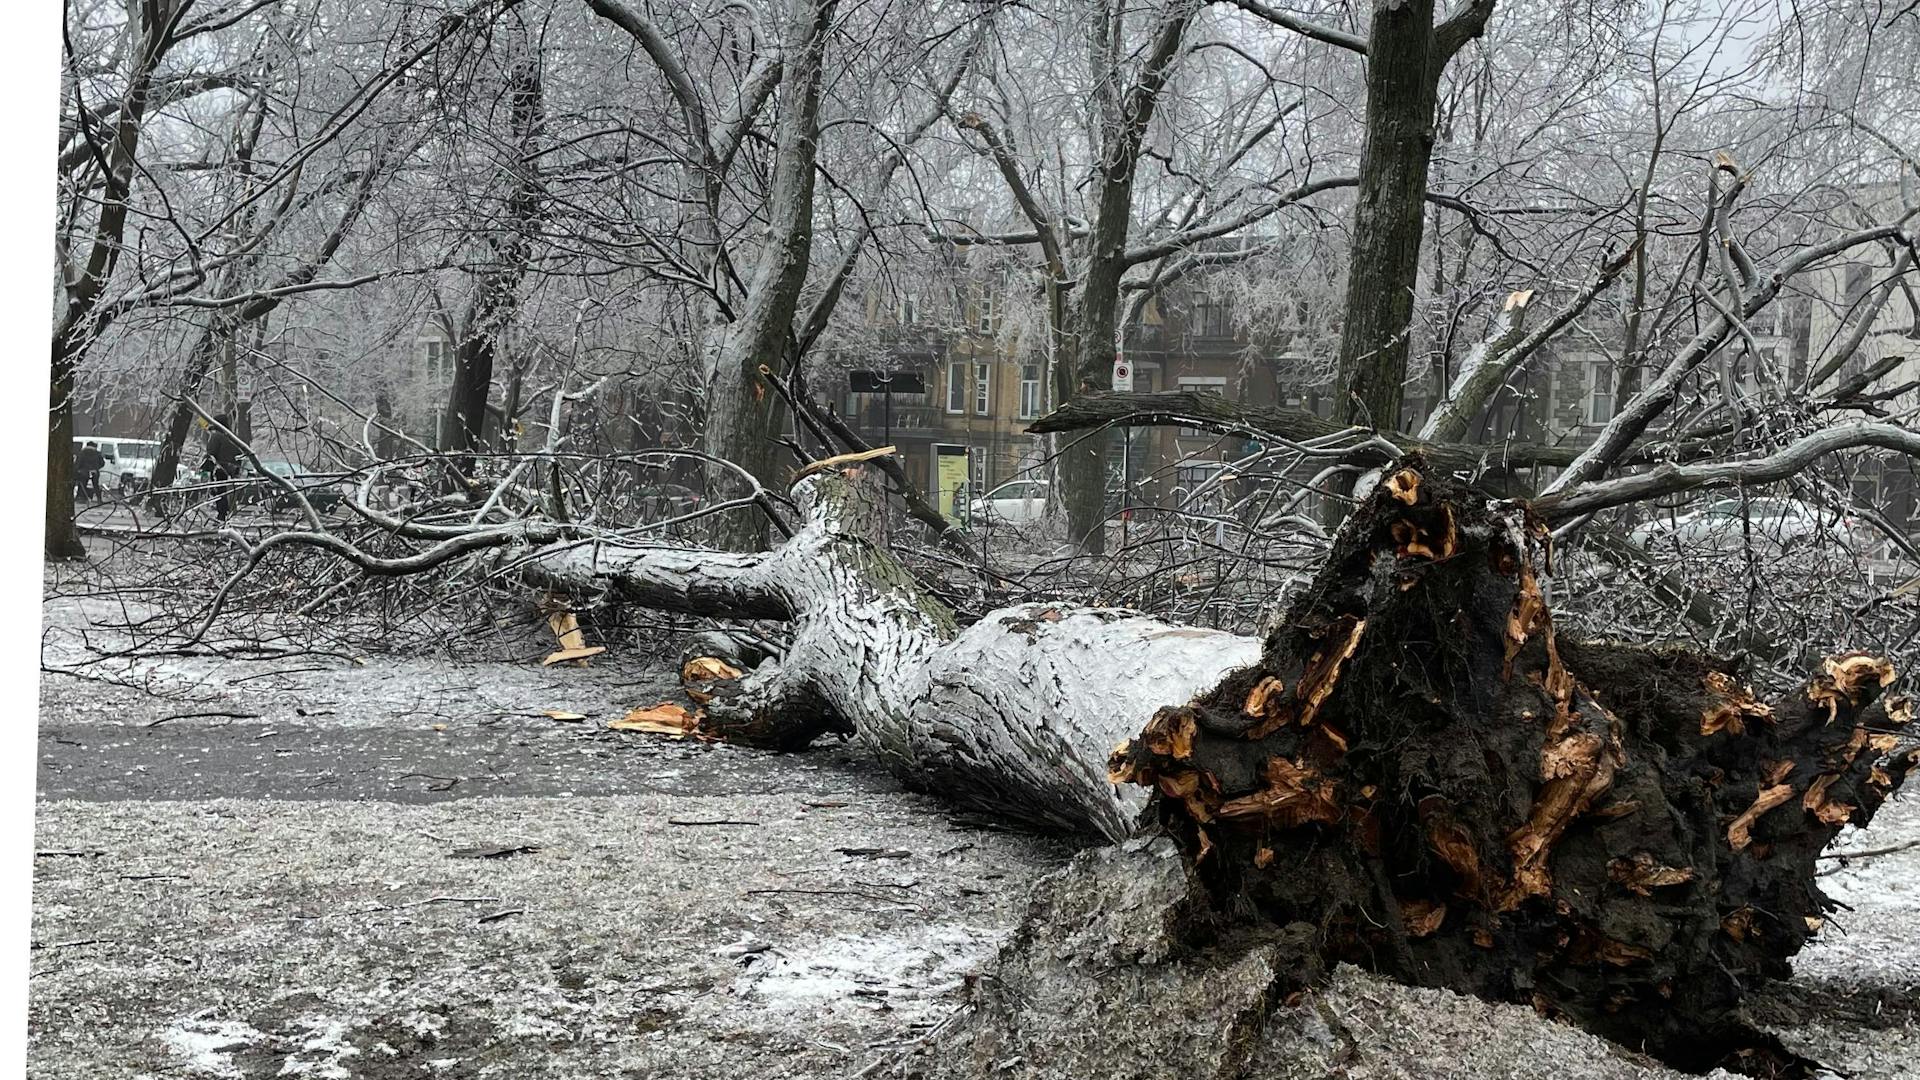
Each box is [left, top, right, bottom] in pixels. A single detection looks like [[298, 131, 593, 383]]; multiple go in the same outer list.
[[824, 259, 1915, 536]]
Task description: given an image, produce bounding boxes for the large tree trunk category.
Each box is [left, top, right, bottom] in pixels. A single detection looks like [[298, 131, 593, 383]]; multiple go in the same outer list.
[[1056, 5, 1196, 554], [701, 0, 834, 551], [523, 452, 1911, 1077], [1334, 0, 1448, 433], [147, 332, 219, 508], [1309, 0, 1492, 532], [48, 7, 170, 559], [521, 463, 1254, 838]]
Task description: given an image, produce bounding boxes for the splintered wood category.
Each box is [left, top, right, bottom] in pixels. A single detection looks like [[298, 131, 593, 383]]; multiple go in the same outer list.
[[609, 702, 703, 736], [541, 596, 606, 666], [681, 655, 744, 704]]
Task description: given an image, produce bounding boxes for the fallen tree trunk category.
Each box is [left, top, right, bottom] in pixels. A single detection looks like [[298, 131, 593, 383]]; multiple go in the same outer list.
[[516, 456, 1910, 1075], [516, 464, 1256, 839]]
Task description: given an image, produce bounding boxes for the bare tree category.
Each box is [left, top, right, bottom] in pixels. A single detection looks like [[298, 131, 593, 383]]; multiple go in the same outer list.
[[52, 0, 199, 558], [48, 2, 1920, 1075], [437, 33, 547, 482]]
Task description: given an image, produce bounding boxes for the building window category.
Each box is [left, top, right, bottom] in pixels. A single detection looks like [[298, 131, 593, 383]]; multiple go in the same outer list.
[[976, 291, 997, 334], [1176, 376, 1227, 437], [1019, 364, 1042, 419], [1194, 299, 1230, 339], [898, 293, 919, 326], [1586, 362, 1615, 425], [974, 362, 992, 415], [1843, 262, 1874, 310], [423, 338, 449, 383], [946, 361, 967, 414]]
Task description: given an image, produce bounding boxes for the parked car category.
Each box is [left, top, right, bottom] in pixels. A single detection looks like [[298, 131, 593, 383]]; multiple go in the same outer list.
[[244, 460, 345, 513], [970, 479, 1049, 524], [74, 436, 163, 495], [1628, 496, 1868, 554]]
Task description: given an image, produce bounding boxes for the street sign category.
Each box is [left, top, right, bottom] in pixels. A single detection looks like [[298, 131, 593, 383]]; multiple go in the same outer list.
[[850, 370, 926, 395], [1111, 354, 1133, 392]]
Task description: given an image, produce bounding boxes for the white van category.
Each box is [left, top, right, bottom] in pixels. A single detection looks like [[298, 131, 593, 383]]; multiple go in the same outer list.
[[74, 437, 163, 494]]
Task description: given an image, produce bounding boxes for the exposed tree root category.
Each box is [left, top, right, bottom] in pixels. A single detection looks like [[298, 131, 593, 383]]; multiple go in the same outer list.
[[1100, 457, 1916, 1077]]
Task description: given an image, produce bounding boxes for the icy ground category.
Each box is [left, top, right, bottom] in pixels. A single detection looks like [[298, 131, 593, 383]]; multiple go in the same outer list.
[[29, 569, 1920, 1078]]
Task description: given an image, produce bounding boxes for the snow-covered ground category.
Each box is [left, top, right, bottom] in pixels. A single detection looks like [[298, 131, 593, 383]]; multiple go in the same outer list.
[[30, 552, 1920, 1079]]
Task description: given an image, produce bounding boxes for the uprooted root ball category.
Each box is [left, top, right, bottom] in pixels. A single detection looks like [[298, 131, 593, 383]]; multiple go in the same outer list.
[[1111, 458, 1916, 1077]]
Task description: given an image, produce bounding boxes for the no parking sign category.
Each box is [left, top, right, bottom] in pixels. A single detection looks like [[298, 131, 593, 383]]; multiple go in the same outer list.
[[1111, 353, 1133, 392]]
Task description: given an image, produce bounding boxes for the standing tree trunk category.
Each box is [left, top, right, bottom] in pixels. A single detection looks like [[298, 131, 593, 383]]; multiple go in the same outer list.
[[1059, 5, 1195, 553], [147, 314, 228, 509], [1335, 0, 1489, 432], [956, 2, 1196, 553], [445, 55, 545, 484], [701, 0, 835, 551], [46, 334, 85, 559], [47, 0, 180, 558]]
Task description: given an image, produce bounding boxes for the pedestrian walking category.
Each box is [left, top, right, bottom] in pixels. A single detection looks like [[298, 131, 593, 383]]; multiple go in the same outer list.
[[201, 415, 242, 520], [74, 441, 105, 504]]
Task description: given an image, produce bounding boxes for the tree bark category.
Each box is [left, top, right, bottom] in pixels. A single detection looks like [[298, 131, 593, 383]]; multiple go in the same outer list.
[[147, 316, 226, 507], [445, 55, 544, 482], [701, 0, 835, 551], [48, 0, 176, 558], [1312, 0, 1491, 525], [1335, 0, 1445, 432], [46, 334, 86, 560], [519, 465, 1254, 838]]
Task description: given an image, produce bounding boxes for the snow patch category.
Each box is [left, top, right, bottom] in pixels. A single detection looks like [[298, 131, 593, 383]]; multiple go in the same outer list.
[[159, 1017, 269, 1079], [277, 1014, 361, 1078], [741, 924, 1000, 1012]]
